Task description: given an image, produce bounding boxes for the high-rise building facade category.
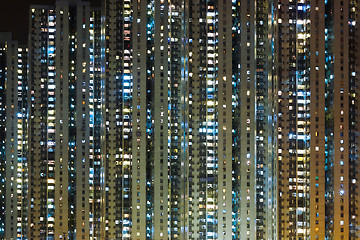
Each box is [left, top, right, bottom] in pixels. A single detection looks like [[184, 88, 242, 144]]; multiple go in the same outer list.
[[88, 6, 103, 239], [275, 0, 360, 239], [0, 33, 29, 240], [0, 0, 359, 239], [323, 0, 360, 239], [27, 1, 94, 239], [276, 1, 312, 238], [0, 33, 10, 240], [232, 0, 277, 239], [101, 0, 277, 239]]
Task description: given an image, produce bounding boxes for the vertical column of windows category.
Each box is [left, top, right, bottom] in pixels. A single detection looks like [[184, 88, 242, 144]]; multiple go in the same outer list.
[[188, 1, 215, 238], [231, 1, 241, 238], [216, 0, 232, 239], [295, 1, 311, 238], [153, 0, 170, 239], [89, 9, 102, 240], [102, 0, 110, 235], [29, 8, 53, 239], [46, 11, 56, 239], [5, 41, 19, 240], [204, 1, 218, 238], [75, 4, 91, 239], [255, 1, 269, 238], [276, 0, 288, 232], [102, 1, 114, 237], [121, 1, 133, 238], [187, 1, 202, 238], [1, 39, 29, 240], [324, 0, 335, 236], [102, 0, 124, 237], [168, 1, 184, 238], [276, 0, 310, 238], [332, 1, 349, 238], [348, 0, 359, 238], [267, 3, 278, 237], [68, 7, 77, 238], [237, 0, 257, 239], [286, 1, 300, 237], [145, 1, 155, 238], [131, 0, 147, 238], [310, 1, 326, 239], [54, 5, 69, 239], [0, 43, 6, 239], [4, 42, 12, 239], [16, 47, 29, 240], [28, 9, 40, 239]]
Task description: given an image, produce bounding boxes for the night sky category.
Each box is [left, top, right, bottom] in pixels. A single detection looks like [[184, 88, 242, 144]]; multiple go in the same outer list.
[[0, 0, 101, 45]]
